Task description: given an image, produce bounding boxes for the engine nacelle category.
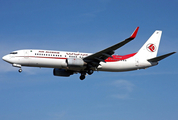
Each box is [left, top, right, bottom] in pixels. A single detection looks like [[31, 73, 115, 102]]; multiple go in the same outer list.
[[66, 58, 85, 67], [53, 68, 73, 77]]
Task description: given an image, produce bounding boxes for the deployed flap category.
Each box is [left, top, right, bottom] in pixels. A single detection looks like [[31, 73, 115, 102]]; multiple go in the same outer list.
[[83, 27, 139, 64], [147, 52, 176, 62]]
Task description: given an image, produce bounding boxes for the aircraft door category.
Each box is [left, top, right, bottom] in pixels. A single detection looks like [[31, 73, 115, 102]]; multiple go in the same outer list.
[[24, 50, 29, 58], [22, 50, 30, 65], [135, 58, 139, 67]]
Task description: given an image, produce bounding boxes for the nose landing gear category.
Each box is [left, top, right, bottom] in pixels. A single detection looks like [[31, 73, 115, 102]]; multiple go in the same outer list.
[[18, 68, 22, 73], [12, 64, 22, 73]]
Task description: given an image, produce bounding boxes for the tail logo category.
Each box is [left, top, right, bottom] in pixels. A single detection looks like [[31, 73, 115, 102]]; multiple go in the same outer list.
[[147, 43, 156, 52]]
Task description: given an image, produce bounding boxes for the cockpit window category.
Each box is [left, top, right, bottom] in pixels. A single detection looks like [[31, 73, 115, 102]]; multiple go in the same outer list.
[[10, 52, 18, 54]]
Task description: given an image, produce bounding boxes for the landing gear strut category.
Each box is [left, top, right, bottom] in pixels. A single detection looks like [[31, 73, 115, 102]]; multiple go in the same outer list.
[[12, 64, 22, 73]]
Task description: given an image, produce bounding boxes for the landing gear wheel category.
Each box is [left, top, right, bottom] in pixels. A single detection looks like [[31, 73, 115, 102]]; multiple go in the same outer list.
[[80, 75, 85, 80], [18, 69, 22, 73], [88, 69, 93, 75]]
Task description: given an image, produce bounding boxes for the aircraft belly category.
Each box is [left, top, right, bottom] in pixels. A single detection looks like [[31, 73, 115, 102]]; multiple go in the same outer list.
[[98, 61, 137, 72], [98, 60, 153, 72], [23, 57, 86, 71], [27, 58, 66, 68]]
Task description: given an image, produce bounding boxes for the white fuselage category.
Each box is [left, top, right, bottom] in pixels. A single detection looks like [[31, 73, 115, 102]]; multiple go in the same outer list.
[[2, 49, 156, 72], [2, 29, 174, 80]]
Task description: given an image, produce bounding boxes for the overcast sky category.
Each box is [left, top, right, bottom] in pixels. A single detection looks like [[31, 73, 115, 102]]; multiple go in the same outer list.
[[0, 0, 178, 120]]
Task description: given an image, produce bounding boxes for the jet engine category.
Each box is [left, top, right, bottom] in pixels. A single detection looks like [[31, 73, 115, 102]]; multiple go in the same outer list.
[[66, 58, 85, 67], [53, 68, 74, 77]]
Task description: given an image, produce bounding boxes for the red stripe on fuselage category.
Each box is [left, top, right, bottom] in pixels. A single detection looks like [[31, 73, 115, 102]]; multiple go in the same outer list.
[[105, 53, 136, 62], [16, 53, 136, 62], [17, 56, 67, 60]]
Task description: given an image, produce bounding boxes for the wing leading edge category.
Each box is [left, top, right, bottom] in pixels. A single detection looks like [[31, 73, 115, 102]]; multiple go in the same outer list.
[[83, 27, 139, 66]]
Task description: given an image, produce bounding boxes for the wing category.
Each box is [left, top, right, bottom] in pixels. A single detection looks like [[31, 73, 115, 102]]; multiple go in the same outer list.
[[83, 27, 139, 66]]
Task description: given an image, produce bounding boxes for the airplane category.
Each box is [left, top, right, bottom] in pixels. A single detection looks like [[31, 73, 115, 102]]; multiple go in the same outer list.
[[2, 27, 176, 80]]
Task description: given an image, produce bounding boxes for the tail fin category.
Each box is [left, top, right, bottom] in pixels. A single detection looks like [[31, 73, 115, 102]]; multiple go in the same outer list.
[[134, 30, 162, 60]]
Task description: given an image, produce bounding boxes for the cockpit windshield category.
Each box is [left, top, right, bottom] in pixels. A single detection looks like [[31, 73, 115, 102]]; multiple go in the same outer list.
[[10, 52, 18, 54]]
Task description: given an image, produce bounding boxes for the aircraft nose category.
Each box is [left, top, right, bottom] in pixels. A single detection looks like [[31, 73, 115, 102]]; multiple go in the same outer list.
[[2, 55, 9, 62]]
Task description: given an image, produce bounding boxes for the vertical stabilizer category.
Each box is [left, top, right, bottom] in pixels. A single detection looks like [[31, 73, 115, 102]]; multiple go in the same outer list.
[[134, 30, 162, 60]]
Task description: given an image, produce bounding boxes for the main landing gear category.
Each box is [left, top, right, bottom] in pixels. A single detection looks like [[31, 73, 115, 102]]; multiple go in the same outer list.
[[79, 69, 94, 80], [87, 69, 94, 75], [80, 73, 86, 80]]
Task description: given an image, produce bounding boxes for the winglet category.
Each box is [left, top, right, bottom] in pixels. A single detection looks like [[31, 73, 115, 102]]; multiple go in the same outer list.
[[130, 27, 139, 39]]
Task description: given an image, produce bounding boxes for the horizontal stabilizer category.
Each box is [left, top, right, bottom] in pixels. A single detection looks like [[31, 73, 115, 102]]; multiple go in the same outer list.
[[147, 52, 176, 62]]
